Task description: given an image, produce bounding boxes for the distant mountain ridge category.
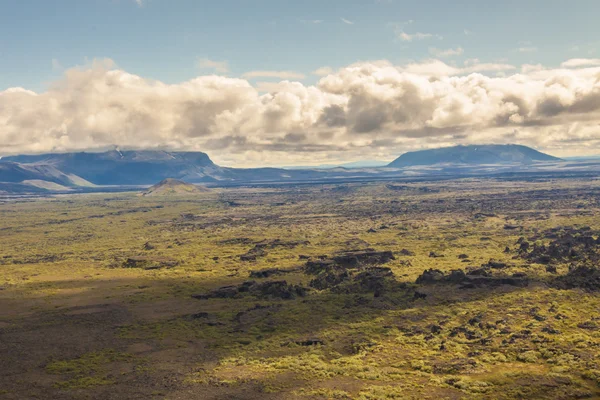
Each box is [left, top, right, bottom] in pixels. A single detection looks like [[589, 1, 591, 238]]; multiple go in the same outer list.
[[0, 144, 572, 194], [388, 144, 561, 167], [2, 150, 219, 185]]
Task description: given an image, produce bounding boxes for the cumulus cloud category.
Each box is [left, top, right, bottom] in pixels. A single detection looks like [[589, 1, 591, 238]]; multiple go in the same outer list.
[[561, 58, 600, 68], [241, 70, 306, 80], [2, 57, 600, 166], [197, 58, 229, 73]]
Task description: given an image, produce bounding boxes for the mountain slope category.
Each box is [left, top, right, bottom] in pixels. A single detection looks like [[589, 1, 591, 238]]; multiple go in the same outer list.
[[388, 144, 561, 168], [142, 178, 211, 196], [2, 150, 220, 185], [0, 162, 92, 187]]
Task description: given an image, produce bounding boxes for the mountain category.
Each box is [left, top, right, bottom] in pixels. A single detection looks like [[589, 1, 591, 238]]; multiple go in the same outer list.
[[1, 150, 220, 185], [0, 162, 89, 186], [283, 160, 389, 170], [388, 144, 561, 168], [1, 150, 373, 186], [142, 178, 211, 196]]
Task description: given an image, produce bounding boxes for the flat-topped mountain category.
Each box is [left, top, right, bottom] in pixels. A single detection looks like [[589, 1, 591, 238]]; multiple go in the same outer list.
[[142, 178, 211, 196], [388, 144, 561, 168], [2, 150, 220, 185]]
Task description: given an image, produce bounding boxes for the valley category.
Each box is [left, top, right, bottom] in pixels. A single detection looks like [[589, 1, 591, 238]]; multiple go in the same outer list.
[[1, 177, 599, 399]]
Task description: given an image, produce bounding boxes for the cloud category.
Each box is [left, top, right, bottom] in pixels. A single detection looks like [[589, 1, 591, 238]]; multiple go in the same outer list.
[[463, 29, 473, 36], [561, 58, 600, 68], [517, 46, 538, 53], [197, 58, 229, 74], [241, 70, 306, 80], [313, 66, 334, 76], [341, 18, 354, 25], [300, 19, 323, 24], [429, 47, 464, 57], [134, 0, 144, 7], [2, 57, 600, 166], [396, 30, 442, 42]]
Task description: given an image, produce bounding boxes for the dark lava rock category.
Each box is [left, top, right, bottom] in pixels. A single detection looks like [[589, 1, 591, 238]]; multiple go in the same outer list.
[[458, 254, 469, 259], [335, 267, 394, 296], [305, 250, 394, 274], [257, 280, 308, 299], [552, 265, 600, 291], [305, 259, 337, 275], [333, 250, 395, 267], [192, 285, 240, 299], [520, 227, 600, 266], [310, 270, 350, 290], [295, 338, 325, 346], [416, 269, 446, 284], [416, 267, 528, 288], [486, 259, 508, 269], [249, 268, 287, 279], [187, 312, 210, 319], [577, 321, 599, 330], [193, 280, 308, 300], [413, 291, 427, 300], [429, 251, 444, 258], [542, 326, 561, 334], [240, 246, 267, 262], [400, 249, 415, 256], [467, 268, 491, 277], [122, 256, 178, 270], [240, 239, 310, 261]]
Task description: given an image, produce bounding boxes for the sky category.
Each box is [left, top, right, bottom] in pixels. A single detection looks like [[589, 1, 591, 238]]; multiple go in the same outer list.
[[1, 0, 600, 167]]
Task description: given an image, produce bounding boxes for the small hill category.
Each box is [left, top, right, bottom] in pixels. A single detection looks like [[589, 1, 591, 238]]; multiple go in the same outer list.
[[142, 178, 211, 196], [388, 144, 561, 168]]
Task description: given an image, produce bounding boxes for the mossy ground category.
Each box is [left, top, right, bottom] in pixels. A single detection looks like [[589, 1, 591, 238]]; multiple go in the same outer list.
[[1, 179, 599, 399]]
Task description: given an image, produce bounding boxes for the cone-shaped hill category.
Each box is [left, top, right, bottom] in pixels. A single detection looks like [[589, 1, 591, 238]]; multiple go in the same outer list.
[[142, 178, 211, 196]]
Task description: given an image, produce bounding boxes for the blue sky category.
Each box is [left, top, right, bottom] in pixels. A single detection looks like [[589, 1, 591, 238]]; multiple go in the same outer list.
[[1, 0, 599, 91], [1, 0, 600, 166]]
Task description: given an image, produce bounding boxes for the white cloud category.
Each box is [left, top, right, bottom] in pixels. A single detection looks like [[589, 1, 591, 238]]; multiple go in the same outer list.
[[561, 58, 600, 68], [2, 58, 600, 166], [300, 19, 323, 24], [397, 30, 442, 42], [313, 67, 334, 76], [429, 47, 464, 57], [241, 70, 306, 79], [517, 46, 538, 53], [521, 64, 544, 73], [197, 58, 229, 74], [463, 29, 473, 36], [134, 0, 144, 7], [341, 18, 354, 25]]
